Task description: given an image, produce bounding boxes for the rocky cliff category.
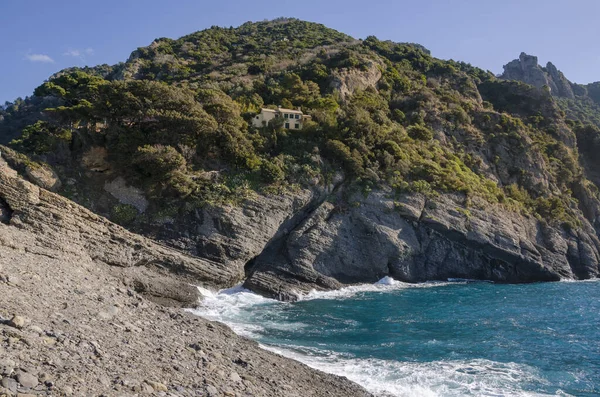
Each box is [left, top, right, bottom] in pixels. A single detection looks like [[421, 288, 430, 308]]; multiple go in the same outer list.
[[500, 53, 576, 99], [0, 159, 371, 396], [244, 188, 600, 299]]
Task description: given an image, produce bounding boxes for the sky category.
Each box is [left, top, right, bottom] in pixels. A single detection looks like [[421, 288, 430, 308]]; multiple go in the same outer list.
[[1, 0, 600, 104]]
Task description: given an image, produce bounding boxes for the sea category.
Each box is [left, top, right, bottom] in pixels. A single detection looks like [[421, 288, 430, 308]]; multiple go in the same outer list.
[[191, 278, 600, 397]]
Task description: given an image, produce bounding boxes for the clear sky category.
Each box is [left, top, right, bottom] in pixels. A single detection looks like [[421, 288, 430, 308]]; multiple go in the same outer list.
[[1, 0, 599, 104]]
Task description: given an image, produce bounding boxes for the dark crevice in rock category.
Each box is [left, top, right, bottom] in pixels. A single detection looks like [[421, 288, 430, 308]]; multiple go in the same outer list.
[[0, 197, 13, 224], [244, 255, 259, 277]]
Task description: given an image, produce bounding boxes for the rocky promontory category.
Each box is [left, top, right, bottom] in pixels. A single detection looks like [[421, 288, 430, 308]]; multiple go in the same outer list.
[[500, 52, 576, 99]]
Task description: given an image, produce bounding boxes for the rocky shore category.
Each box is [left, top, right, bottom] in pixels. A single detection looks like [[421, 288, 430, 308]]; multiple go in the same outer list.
[[0, 162, 371, 397]]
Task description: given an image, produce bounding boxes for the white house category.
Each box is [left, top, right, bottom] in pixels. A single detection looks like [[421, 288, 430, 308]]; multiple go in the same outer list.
[[252, 107, 311, 130]]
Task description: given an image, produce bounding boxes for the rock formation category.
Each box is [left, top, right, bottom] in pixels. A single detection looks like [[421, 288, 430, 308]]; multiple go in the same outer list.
[[501, 52, 575, 99], [243, 190, 600, 300]]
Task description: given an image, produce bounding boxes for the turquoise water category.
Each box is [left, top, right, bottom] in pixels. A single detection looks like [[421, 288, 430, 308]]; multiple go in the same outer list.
[[193, 279, 600, 396]]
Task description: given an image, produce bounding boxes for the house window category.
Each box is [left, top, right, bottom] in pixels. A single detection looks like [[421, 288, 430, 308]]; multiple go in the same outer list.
[[284, 114, 289, 119], [295, 114, 300, 119], [285, 123, 290, 129], [295, 124, 300, 129]]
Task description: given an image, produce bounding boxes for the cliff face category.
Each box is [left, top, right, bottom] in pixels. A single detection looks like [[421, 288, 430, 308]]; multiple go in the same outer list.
[[243, 189, 600, 300], [500, 53, 576, 99]]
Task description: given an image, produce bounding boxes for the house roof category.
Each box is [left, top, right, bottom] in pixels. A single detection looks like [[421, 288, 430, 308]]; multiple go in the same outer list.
[[278, 108, 303, 114], [260, 107, 304, 115]]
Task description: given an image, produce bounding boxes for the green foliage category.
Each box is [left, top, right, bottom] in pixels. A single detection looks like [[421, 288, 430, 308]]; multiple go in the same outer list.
[[407, 124, 433, 141], [324, 140, 363, 176], [133, 145, 186, 177], [10, 121, 71, 154], [1, 18, 596, 229], [110, 204, 139, 226], [260, 159, 285, 183]]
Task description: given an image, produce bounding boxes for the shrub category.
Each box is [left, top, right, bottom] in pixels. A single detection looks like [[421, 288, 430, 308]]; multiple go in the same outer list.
[[111, 204, 138, 226], [324, 140, 364, 176], [407, 124, 434, 141], [133, 145, 186, 179], [260, 160, 285, 183], [392, 109, 406, 123]]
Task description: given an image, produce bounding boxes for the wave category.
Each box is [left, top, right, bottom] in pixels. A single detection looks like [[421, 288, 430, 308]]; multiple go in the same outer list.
[[190, 284, 279, 337], [262, 344, 560, 397], [299, 277, 464, 301], [558, 278, 600, 283]]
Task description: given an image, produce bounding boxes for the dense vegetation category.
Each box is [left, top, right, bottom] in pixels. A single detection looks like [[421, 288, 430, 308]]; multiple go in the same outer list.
[[1, 18, 599, 230]]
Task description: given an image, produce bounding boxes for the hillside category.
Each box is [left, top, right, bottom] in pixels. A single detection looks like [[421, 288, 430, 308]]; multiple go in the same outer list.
[[1, 18, 600, 300]]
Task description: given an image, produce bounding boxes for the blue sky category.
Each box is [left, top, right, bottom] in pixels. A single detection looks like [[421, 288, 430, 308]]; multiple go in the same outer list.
[[2, 0, 599, 104]]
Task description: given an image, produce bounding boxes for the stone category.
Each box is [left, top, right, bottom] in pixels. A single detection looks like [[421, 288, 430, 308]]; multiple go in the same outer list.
[[16, 372, 38, 389], [98, 306, 119, 320], [230, 372, 242, 383], [500, 52, 575, 99], [27, 326, 43, 335], [1, 377, 17, 393], [8, 316, 26, 329], [104, 177, 148, 213], [205, 385, 219, 397], [244, 189, 597, 300], [146, 381, 168, 392], [0, 359, 15, 376], [140, 383, 154, 393], [25, 165, 62, 192]]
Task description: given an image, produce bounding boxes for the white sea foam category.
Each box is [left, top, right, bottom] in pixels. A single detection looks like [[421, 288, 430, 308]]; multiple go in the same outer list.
[[190, 284, 280, 337], [299, 277, 460, 301], [261, 344, 561, 397], [559, 278, 600, 283]]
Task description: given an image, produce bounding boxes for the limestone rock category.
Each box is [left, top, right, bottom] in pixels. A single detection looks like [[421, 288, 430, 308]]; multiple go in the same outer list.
[[146, 380, 168, 392], [0, 359, 15, 376], [16, 372, 38, 389], [0, 170, 234, 304], [8, 316, 26, 329], [24, 165, 61, 192], [103, 176, 148, 213], [245, 190, 600, 300], [1, 377, 17, 393], [329, 60, 382, 100], [500, 52, 575, 99]]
